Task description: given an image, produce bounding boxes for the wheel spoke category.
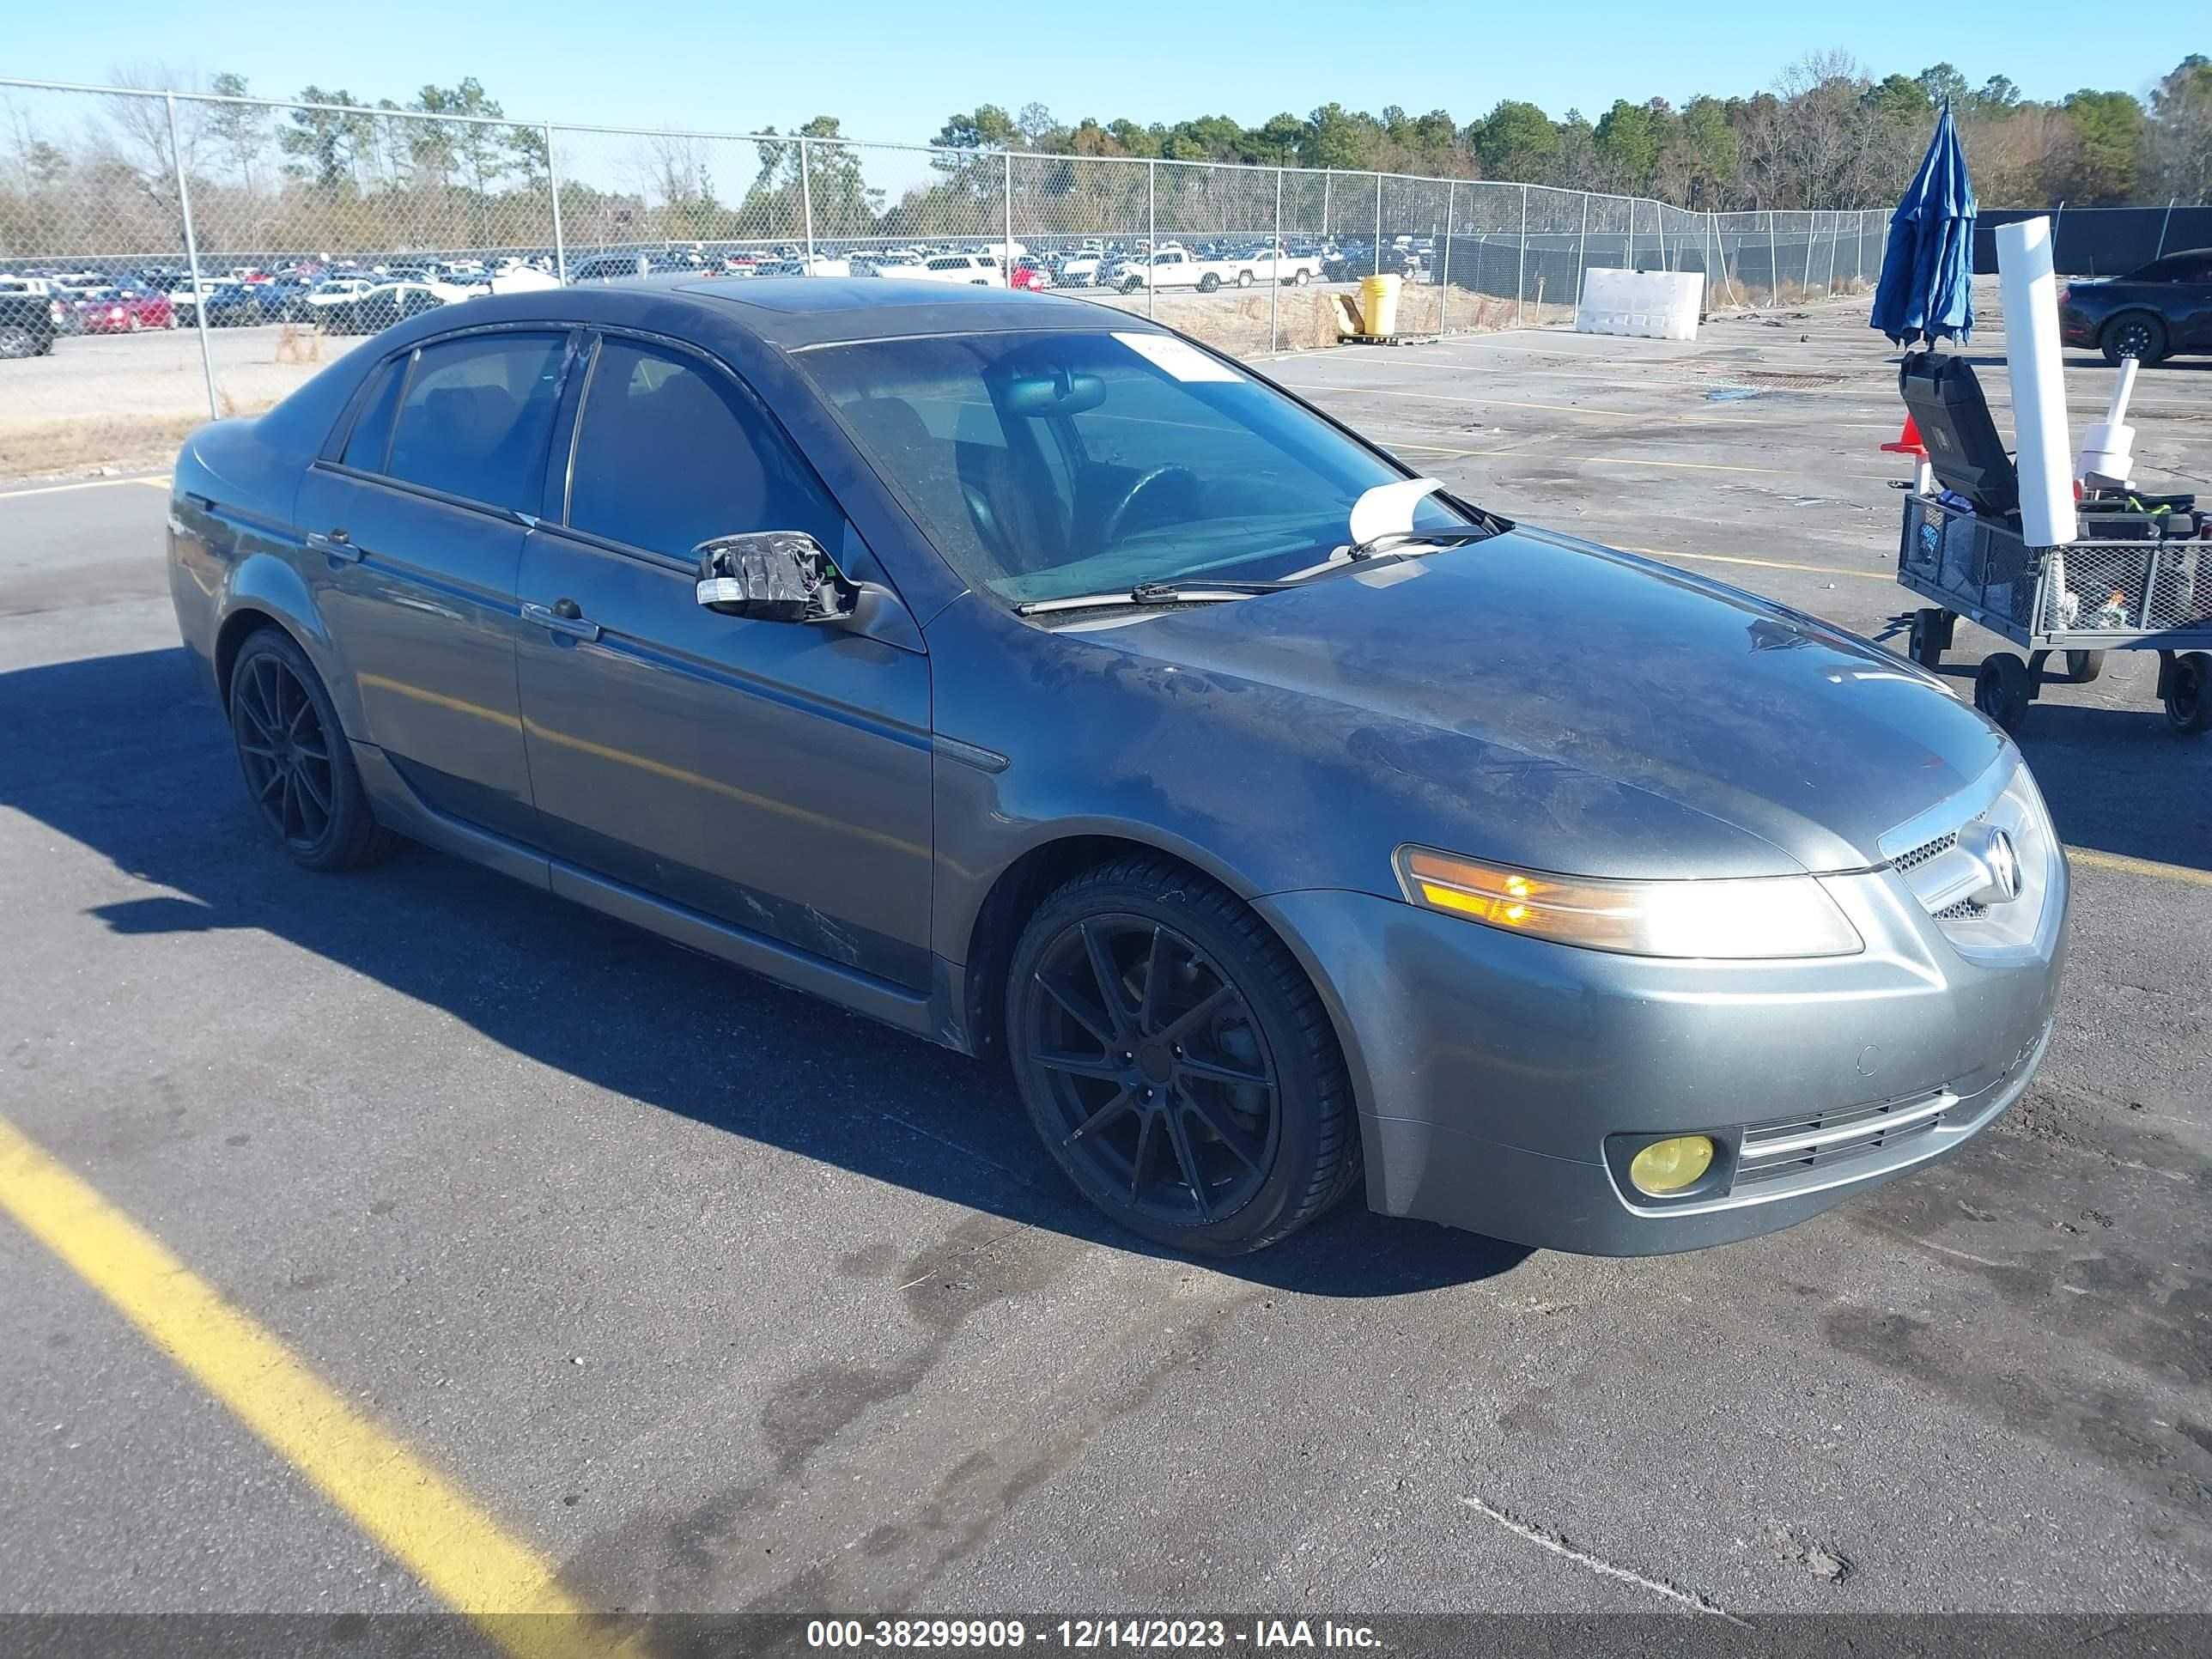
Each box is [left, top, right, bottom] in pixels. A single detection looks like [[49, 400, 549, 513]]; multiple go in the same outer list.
[[1080, 921, 1134, 1038], [1127, 1113, 1157, 1202], [255, 767, 286, 803], [1154, 982, 1234, 1046], [1176, 1085, 1267, 1176], [286, 696, 316, 741], [236, 695, 275, 745], [277, 772, 298, 836], [1035, 1048, 1121, 1082], [1161, 1103, 1213, 1222], [1060, 1085, 1136, 1148], [236, 737, 278, 760], [1137, 924, 1168, 1032], [295, 763, 331, 815], [1034, 969, 1115, 1048], [1176, 1052, 1270, 1089]]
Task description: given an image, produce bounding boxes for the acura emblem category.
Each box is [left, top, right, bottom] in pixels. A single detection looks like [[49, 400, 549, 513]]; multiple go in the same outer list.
[[1986, 829, 2021, 902]]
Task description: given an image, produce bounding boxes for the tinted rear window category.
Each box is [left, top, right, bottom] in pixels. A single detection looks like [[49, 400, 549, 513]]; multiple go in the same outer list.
[[339, 356, 406, 471], [383, 333, 566, 511]]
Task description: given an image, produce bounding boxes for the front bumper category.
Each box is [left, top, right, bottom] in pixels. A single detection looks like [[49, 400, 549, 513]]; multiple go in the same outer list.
[[1256, 854, 2067, 1255]]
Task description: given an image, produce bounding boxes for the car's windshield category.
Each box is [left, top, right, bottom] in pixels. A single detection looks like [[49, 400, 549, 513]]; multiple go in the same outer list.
[[803, 328, 1471, 604]]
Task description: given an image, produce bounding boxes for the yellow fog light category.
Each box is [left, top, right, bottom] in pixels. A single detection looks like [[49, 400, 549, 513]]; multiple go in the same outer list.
[[1628, 1135, 1716, 1196]]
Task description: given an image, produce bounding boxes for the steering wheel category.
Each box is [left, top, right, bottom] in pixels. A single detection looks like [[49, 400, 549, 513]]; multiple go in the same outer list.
[[1098, 465, 1201, 549]]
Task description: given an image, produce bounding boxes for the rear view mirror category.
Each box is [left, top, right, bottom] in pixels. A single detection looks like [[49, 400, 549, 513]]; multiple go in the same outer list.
[[1000, 370, 1106, 417], [694, 532, 855, 623]]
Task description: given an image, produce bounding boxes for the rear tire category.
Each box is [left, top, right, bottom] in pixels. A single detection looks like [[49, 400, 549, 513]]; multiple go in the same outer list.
[[2066, 648, 2105, 684], [2165, 652, 2212, 736], [2102, 312, 2167, 367], [228, 628, 396, 872], [1974, 652, 2033, 732], [1006, 856, 1358, 1255], [1237, 269, 1255, 288], [1198, 272, 1221, 294]]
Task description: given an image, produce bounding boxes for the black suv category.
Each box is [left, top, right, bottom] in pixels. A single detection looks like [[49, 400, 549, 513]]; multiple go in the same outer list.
[[2057, 248, 2212, 366], [0, 283, 62, 359]]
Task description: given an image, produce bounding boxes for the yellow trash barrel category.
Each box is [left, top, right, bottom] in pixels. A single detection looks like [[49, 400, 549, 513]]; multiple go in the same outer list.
[[1358, 272, 1403, 336]]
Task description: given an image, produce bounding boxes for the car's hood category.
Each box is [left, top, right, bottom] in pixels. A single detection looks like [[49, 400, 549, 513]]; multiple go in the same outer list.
[[1095, 527, 2008, 878]]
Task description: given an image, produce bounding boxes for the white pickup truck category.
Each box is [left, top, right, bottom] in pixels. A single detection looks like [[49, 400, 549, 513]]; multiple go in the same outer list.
[[1109, 246, 1322, 294]]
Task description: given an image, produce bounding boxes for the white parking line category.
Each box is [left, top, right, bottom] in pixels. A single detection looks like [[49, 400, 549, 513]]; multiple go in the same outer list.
[[0, 474, 170, 501]]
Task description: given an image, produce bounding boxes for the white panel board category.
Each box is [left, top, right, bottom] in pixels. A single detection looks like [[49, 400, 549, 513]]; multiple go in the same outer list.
[[1575, 268, 1705, 341]]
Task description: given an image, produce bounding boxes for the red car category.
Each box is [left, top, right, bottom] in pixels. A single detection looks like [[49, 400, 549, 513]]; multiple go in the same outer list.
[[1010, 261, 1047, 291], [76, 287, 173, 333]]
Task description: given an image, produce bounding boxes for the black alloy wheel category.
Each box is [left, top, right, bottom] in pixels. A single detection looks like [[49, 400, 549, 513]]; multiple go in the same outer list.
[[1007, 859, 1358, 1254], [228, 629, 394, 870], [234, 649, 336, 851], [2101, 313, 2166, 367]]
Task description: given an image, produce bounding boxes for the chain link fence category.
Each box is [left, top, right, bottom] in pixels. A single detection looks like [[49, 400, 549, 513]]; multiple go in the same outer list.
[[0, 76, 1889, 477]]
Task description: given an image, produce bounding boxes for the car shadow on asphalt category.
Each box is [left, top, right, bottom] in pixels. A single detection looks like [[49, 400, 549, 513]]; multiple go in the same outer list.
[[0, 646, 1530, 1298]]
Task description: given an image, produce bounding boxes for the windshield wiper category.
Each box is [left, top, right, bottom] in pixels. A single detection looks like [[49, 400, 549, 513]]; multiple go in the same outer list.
[[1013, 579, 1291, 617], [1345, 527, 1498, 561]]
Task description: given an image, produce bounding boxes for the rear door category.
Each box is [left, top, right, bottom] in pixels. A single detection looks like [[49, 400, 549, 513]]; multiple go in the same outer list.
[[2172, 254, 2212, 348], [513, 331, 934, 988], [295, 327, 574, 840]]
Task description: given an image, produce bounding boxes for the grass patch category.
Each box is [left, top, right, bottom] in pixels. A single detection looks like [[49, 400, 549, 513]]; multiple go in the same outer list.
[[0, 402, 270, 484]]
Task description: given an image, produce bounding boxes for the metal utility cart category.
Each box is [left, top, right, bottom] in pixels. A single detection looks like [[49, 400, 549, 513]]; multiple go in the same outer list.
[[1897, 492, 2212, 736]]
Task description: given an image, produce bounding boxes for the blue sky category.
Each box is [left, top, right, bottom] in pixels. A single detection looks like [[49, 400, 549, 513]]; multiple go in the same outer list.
[[8, 2, 2197, 143]]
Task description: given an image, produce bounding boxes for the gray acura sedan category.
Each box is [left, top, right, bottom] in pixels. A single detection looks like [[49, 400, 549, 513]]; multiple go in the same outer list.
[[167, 280, 2067, 1256]]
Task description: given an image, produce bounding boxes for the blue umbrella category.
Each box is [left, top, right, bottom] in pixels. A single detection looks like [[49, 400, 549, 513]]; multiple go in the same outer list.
[[1870, 103, 1977, 345]]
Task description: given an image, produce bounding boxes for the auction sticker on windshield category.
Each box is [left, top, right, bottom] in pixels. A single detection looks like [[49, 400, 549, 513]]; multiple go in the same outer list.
[[1112, 332, 1244, 382]]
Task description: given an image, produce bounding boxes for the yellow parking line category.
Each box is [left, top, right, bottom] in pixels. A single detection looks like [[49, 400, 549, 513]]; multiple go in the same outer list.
[[0, 1114, 629, 1659], [2065, 847, 2212, 889]]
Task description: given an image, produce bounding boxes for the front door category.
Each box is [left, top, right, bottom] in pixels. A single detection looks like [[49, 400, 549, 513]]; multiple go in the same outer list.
[[514, 333, 934, 988], [296, 328, 572, 840]]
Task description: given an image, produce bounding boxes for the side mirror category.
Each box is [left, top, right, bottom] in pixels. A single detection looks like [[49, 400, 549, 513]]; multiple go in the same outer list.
[[694, 532, 855, 624]]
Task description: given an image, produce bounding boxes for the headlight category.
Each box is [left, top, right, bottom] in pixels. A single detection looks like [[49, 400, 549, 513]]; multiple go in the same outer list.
[[1395, 847, 1863, 959]]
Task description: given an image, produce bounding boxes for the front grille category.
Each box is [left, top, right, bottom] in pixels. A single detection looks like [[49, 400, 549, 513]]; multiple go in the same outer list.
[[1893, 831, 1955, 873], [1735, 1091, 1956, 1188]]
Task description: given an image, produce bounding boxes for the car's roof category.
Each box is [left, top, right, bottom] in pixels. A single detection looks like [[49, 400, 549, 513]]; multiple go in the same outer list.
[[663, 276, 1156, 348]]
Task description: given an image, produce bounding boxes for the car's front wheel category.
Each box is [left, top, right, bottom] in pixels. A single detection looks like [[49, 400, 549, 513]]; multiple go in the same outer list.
[[2102, 312, 2167, 367], [0, 325, 36, 359], [1006, 857, 1358, 1255], [228, 629, 395, 871]]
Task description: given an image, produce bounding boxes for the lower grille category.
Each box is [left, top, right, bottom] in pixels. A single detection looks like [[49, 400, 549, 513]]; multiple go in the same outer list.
[[1735, 1091, 1956, 1187]]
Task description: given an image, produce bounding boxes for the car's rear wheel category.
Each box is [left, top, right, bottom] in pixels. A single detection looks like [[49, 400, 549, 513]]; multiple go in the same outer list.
[[1197, 272, 1220, 294], [2066, 648, 2105, 684], [228, 629, 395, 871], [1006, 858, 1358, 1255], [1293, 268, 1310, 285], [0, 325, 36, 359], [2102, 312, 2167, 367], [2165, 652, 2212, 736], [1237, 269, 1255, 288]]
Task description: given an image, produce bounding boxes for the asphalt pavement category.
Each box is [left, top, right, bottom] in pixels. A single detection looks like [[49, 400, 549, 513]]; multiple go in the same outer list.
[[1, 289, 2207, 1637]]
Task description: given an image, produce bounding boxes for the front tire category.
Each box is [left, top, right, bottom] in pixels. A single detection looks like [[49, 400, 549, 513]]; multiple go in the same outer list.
[[2102, 312, 2167, 367], [1006, 858, 1358, 1255], [228, 629, 395, 871], [1236, 269, 1255, 288]]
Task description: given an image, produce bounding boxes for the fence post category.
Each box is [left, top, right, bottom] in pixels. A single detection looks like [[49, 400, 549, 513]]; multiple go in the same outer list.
[[1374, 173, 1382, 275], [1003, 149, 1016, 289], [1767, 210, 1779, 306], [1856, 210, 1866, 287], [544, 124, 568, 286], [1574, 191, 1589, 312], [1269, 167, 1283, 353], [2154, 198, 2176, 259], [1439, 180, 1455, 335], [1516, 185, 1528, 326], [167, 92, 219, 422], [1146, 157, 1158, 321], [799, 137, 815, 265], [1322, 169, 1331, 240]]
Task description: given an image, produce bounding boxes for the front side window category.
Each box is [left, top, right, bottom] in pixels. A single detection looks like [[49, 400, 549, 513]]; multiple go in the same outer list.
[[382, 332, 567, 511], [564, 338, 843, 560], [806, 329, 1469, 604]]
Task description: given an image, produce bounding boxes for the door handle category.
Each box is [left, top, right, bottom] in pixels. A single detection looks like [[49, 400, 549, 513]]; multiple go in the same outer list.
[[306, 526, 362, 562], [522, 599, 601, 642]]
